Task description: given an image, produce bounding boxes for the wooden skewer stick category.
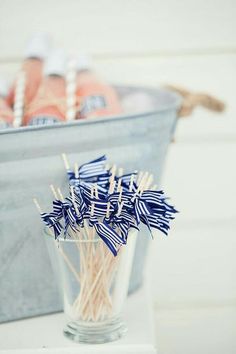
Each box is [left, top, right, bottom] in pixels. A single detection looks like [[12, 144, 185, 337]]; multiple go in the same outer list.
[[144, 174, 154, 190], [84, 249, 113, 319], [118, 186, 123, 203], [117, 167, 123, 192], [117, 201, 125, 217], [70, 230, 89, 317], [58, 245, 80, 283], [91, 250, 121, 318], [50, 184, 59, 199], [61, 153, 70, 171], [57, 187, 64, 201], [129, 174, 135, 192], [81, 187, 96, 320], [94, 185, 99, 199], [70, 186, 80, 217], [137, 171, 149, 193], [137, 170, 144, 185], [108, 165, 116, 194], [92, 243, 111, 320], [79, 247, 118, 315], [33, 198, 43, 214], [111, 180, 116, 194], [131, 172, 149, 201], [106, 202, 111, 218]]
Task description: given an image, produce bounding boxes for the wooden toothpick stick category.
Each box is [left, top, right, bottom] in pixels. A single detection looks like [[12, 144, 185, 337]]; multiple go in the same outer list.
[[33, 198, 43, 214], [57, 187, 64, 201], [50, 184, 59, 199], [129, 174, 135, 192], [119, 186, 123, 203], [70, 186, 80, 216], [61, 153, 70, 171], [108, 165, 116, 194], [145, 174, 154, 190], [137, 171, 144, 185], [106, 202, 111, 218], [117, 201, 124, 216]]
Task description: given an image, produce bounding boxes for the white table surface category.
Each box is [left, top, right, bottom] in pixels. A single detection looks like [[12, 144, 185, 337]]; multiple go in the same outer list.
[[0, 284, 157, 354]]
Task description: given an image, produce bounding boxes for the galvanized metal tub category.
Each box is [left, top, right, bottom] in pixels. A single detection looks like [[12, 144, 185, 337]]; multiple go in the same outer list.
[[0, 86, 181, 322]]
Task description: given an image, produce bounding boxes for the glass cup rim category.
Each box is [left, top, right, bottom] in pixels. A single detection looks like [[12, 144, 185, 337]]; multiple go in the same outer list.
[[44, 227, 101, 243]]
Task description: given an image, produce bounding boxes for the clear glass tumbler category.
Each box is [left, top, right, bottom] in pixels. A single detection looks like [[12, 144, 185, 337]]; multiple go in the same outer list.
[[45, 227, 137, 344]]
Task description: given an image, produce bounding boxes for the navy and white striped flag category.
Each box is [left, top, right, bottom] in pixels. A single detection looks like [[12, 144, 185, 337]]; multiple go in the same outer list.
[[40, 212, 63, 239], [93, 221, 125, 256], [79, 155, 107, 180]]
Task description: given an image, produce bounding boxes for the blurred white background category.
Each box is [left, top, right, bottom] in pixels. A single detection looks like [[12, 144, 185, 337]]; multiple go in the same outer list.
[[0, 1, 235, 353]]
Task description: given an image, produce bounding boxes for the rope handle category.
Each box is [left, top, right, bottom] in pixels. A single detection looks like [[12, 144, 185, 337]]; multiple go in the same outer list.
[[165, 84, 226, 117]]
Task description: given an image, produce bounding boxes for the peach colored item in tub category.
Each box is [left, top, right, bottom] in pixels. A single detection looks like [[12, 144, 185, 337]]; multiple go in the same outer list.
[[23, 75, 67, 126], [0, 97, 14, 128], [76, 70, 122, 119]]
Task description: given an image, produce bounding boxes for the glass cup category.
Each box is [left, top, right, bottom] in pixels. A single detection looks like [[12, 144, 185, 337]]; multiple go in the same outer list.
[[45, 226, 137, 344]]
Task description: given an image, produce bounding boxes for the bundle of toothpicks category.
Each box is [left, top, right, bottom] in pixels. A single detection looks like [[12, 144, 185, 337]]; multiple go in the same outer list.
[[34, 155, 177, 321]]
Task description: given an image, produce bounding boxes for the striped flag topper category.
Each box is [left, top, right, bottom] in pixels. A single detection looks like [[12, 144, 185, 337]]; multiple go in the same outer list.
[[36, 155, 178, 256]]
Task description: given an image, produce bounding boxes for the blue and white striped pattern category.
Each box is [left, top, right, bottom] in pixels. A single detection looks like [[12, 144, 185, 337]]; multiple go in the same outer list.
[[133, 198, 152, 224], [93, 221, 125, 256], [84, 199, 115, 219], [40, 212, 63, 239], [39, 156, 177, 255], [115, 173, 138, 192], [79, 155, 107, 180]]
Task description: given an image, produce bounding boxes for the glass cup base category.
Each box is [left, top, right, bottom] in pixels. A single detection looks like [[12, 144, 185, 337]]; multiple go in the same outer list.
[[63, 316, 127, 344]]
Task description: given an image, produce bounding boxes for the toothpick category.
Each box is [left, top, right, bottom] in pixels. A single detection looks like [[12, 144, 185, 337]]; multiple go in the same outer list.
[[90, 185, 94, 198], [117, 201, 124, 216], [145, 174, 154, 190], [129, 174, 135, 192], [33, 198, 43, 214], [137, 171, 149, 193], [108, 164, 116, 194], [58, 246, 80, 283], [61, 153, 70, 171], [70, 186, 80, 216], [50, 184, 59, 199], [116, 167, 123, 192], [57, 187, 64, 201], [94, 185, 99, 199], [117, 178, 122, 192], [119, 186, 123, 203], [106, 202, 111, 218], [91, 202, 95, 217], [110, 180, 116, 194], [131, 172, 149, 201], [137, 170, 144, 185], [79, 254, 111, 314]]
